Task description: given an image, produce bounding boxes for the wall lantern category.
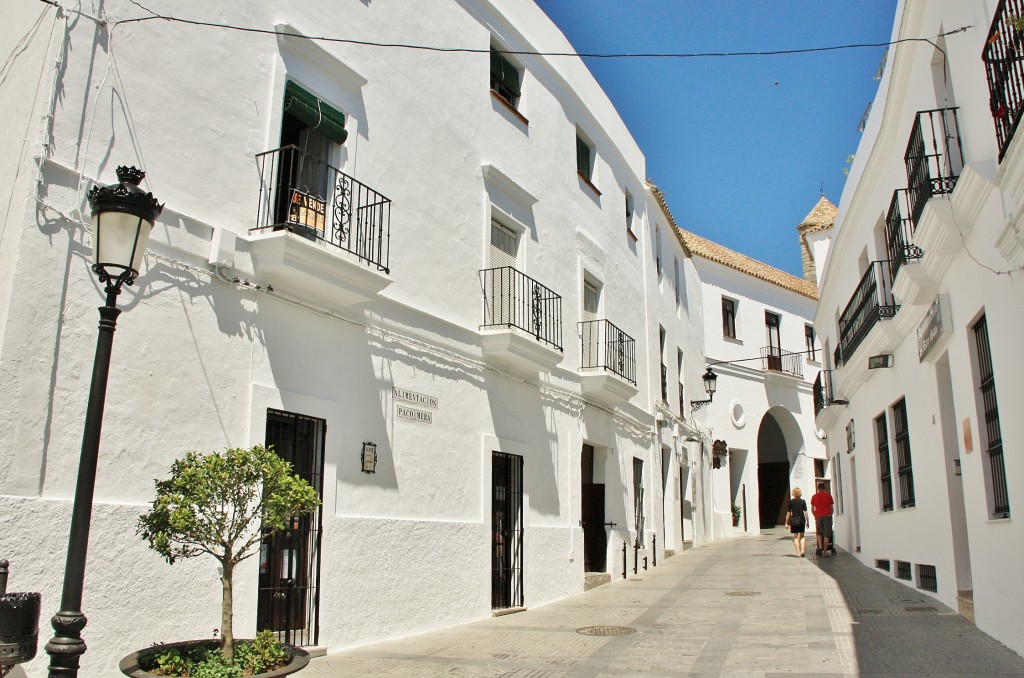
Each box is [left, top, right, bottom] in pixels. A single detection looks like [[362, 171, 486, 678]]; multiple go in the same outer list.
[[361, 442, 377, 473], [868, 354, 894, 369], [690, 367, 718, 412]]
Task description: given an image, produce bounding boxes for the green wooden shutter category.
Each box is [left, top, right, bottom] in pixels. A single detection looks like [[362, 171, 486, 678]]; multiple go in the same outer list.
[[577, 135, 591, 176], [284, 82, 349, 145], [490, 47, 521, 98]]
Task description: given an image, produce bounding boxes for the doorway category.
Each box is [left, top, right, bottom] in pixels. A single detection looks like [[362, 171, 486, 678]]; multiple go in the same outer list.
[[257, 409, 325, 646], [492, 451, 524, 609], [580, 444, 607, 572], [757, 410, 796, 528]]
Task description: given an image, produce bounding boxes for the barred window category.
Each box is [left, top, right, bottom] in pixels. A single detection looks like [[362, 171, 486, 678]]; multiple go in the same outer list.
[[892, 399, 915, 508], [973, 315, 1009, 518], [875, 413, 894, 512]]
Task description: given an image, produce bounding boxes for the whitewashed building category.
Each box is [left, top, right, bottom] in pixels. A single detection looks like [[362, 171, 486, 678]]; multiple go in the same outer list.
[[657, 191, 830, 539], [0, 0, 721, 675], [814, 0, 1024, 657]]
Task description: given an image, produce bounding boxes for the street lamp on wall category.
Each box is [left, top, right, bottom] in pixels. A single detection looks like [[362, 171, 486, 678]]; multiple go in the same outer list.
[[45, 166, 162, 678], [690, 367, 718, 412]]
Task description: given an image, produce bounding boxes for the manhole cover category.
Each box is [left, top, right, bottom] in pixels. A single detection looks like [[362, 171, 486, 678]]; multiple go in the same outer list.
[[726, 591, 761, 596], [576, 626, 637, 636]]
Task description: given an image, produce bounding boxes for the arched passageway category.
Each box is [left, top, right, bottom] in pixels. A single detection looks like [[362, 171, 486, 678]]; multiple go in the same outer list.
[[756, 407, 804, 528]]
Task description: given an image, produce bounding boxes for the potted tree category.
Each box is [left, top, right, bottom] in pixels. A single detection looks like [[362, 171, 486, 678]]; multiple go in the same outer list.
[[120, 445, 320, 677], [731, 504, 742, 528]]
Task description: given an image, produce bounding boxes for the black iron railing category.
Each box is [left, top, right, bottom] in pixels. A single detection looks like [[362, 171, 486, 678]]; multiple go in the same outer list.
[[813, 370, 839, 417], [984, 0, 1024, 160], [904, 108, 963, 223], [885, 189, 923, 282], [837, 260, 899, 363], [578, 319, 637, 384], [760, 347, 803, 377], [254, 145, 391, 272], [480, 267, 563, 351]]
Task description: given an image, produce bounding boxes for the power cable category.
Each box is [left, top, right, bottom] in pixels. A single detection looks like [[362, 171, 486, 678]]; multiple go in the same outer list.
[[42, 0, 971, 62]]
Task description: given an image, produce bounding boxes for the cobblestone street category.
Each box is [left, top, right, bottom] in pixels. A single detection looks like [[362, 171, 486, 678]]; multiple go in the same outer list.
[[302, 530, 1024, 677]]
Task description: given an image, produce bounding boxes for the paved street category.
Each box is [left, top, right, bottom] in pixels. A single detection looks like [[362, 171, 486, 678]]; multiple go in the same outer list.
[[302, 529, 1024, 676]]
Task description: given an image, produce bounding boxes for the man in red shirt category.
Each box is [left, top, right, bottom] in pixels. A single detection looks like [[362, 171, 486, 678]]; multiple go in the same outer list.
[[811, 482, 835, 557]]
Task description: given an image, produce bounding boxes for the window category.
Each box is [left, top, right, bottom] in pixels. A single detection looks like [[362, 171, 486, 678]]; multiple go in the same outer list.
[[625, 191, 635, 235], [677, 349, 684, 415], [892, 399, 915, 508], [846, 420, 856, 453], [832, 456, 844, 514], [895, 560, 912, 581], [490, 46, 521, 108], [875, 413, 894, 512], [875, 559, 891, 571], [917, 564, 937, 592], [659, 327, 667, 401], [576, 133, 594, 182], [655, 225, 663, 277], [972, 315, 1010, 518], [673, 258, 680, 305], [633, 457, 645, 537], [805, 324, 817, 361], [490, 220, 519, 268], [722, 298, 736, 338]]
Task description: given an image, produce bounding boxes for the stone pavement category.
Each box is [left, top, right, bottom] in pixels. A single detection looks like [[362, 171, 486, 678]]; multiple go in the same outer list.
[[301, 529, 1024, 676]]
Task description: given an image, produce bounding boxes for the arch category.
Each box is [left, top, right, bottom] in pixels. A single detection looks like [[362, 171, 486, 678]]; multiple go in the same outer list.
[[756, 407, 806, 528]]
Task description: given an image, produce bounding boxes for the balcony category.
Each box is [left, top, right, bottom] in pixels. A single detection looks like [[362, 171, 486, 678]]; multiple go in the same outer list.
[[984, 0, 1024, 160], [760, 347, 803, 378], [578, 319, 638, 406], [250, 145, 392, 306], [837, 260, 899, 364], [904, 108, 963, 223], [885, 189, 923, 283], [480, 267, 563, 376], [813, 370, 846, 430]]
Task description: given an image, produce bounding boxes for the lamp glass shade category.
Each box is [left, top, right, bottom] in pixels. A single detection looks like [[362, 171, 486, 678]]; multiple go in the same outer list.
[[91, 210, 154, 275], [703, 368, 718, 396]]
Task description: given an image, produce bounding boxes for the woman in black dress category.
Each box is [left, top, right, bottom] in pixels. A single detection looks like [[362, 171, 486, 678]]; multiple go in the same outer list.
[[787, 487, 808, 557]]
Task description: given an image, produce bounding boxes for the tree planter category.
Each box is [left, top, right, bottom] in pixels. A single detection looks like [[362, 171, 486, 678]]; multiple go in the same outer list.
[[119, 639, 310, 678]]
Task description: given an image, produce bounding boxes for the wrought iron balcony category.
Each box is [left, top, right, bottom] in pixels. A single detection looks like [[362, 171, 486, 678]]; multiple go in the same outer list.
[[885, 188, 924, 282], [480, 267, 563, 351], [760, 347, 804, 377], [984, 0, 1024, 160], [837, 260, 899, 363], [904, 108, 963, 223], [813, 370, 839, 417], [579, 319, 636, 384], [254, 145, 391, 272]]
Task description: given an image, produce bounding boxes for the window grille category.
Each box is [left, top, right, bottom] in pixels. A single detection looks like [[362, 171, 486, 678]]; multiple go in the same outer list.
[[892, 399, 915, 508], [973, 315, 1010, 518], [876, 414, 894, 512]]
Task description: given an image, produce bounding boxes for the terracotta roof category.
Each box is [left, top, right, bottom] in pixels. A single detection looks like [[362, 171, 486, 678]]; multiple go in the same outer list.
[[796, 195, 837, 234], [648, 182, 819, 300]]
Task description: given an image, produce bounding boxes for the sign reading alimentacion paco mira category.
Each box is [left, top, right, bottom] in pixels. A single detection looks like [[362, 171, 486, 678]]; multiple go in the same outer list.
[[393, 387, 438, 424]]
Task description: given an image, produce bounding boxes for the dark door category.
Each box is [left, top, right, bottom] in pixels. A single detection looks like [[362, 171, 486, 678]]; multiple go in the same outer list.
[[492, 452, 524, 609], [581, 444, 606, 572], [257, 409, 325, 646], [758, 461, 790, 528]]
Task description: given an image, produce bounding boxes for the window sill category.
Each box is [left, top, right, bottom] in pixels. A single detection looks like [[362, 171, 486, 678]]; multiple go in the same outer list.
[[577, 170, 602, 197], [723, 336, 743, 345], [986, 516, 1011, 524], [490, 89, 529, 126]]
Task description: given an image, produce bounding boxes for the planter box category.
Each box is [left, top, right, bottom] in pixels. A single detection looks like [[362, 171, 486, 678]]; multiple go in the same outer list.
[[119, 639, 310, 677]]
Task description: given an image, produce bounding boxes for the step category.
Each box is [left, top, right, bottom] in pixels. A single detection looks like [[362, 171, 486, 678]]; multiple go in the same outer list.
[[584, 572, 612, 591], [957, 590, 975, 624]]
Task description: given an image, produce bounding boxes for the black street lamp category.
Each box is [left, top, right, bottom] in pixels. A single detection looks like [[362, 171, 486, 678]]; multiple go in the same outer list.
[[45, 166, 162, 678], [689, 367, 718, 412]]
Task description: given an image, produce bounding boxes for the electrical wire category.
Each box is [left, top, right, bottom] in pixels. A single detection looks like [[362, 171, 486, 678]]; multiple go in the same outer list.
[[43, 0, 970, 62]]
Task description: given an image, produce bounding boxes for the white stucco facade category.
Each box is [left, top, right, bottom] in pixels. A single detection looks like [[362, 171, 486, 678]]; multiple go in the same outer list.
[[0, 1, 739, 675], [814, 0, 1024, 657]]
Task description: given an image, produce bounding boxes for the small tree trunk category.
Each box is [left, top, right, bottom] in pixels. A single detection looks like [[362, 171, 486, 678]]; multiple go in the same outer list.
[[221, 560, 235, 663]]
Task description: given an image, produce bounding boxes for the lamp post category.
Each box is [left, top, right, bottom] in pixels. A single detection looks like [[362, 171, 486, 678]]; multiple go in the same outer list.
[[45, 166, 162, 678], [689, 366, 718, 412]]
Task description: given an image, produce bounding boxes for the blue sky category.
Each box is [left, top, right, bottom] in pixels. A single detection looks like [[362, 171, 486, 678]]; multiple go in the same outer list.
[[534, 1, 899, 277]]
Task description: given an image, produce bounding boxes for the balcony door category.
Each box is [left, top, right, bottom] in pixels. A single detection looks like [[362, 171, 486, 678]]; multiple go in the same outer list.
[[581, 280, 600, 369], [486, 221, 520, 327], [765, 312, 782, 371]]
